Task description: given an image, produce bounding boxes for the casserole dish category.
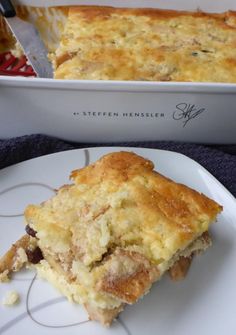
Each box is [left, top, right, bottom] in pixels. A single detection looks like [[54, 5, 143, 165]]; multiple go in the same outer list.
[[0, 0, 236, 143]]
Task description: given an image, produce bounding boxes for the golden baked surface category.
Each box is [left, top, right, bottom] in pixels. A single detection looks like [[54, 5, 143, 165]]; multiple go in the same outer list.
[[22, 151, 222, 324], [52, 6, 236, 82]]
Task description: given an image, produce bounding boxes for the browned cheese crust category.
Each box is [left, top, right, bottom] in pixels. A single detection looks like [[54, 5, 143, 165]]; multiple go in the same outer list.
[[52, 6, 236, 82]]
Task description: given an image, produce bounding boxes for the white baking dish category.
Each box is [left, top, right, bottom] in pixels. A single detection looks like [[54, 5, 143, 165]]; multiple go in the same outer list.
[[1, 0, 236, 143]]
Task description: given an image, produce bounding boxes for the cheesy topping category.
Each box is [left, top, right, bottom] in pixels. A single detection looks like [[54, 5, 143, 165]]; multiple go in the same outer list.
[[52, 6, 236, 82]]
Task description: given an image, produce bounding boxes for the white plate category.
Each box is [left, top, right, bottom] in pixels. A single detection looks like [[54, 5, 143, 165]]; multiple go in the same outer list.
[[0, 147, 235, 335]]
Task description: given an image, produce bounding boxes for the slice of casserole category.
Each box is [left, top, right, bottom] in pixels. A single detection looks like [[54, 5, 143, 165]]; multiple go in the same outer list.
[[51, 6, 236, 82], [0, 152, 222, 325]]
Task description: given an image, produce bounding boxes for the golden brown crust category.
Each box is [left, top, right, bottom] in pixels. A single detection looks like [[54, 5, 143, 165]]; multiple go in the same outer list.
[[69, 6, 232, 20], [71, 151, 222, 224], [52, 6, 236, 82], [70, 151, 154, 184]]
